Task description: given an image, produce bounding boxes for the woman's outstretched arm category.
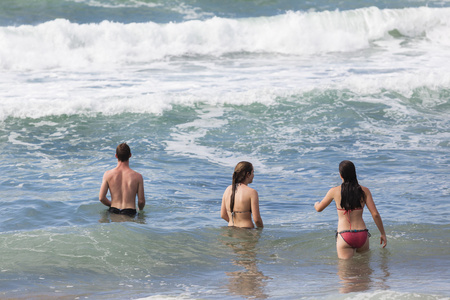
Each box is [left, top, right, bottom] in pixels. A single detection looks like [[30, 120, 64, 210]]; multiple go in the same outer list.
[[315, 187, 336, 212]]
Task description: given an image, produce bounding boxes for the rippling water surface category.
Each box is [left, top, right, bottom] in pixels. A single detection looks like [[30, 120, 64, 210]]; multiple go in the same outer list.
[[0, 0, 449, 299]]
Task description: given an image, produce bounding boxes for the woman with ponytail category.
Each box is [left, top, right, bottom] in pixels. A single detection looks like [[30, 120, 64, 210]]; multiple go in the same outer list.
[[314, 160, 386, 259], [221, 161, 263, 228]]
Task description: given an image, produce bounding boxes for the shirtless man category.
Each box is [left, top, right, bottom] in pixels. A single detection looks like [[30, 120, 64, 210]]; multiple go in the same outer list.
[[99, 143, 145, 216]]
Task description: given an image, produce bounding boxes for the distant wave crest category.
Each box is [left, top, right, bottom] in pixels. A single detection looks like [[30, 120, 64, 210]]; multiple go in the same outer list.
[[1, 7, 449, 70]]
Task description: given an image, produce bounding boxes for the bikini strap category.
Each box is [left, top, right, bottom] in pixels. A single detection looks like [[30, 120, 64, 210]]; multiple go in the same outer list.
[[337, 207, 363, 230]]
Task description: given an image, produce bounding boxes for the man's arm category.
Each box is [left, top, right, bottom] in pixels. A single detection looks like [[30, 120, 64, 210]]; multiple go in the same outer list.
[[137, 174, 145, 211], [99, 173, 111, 207]]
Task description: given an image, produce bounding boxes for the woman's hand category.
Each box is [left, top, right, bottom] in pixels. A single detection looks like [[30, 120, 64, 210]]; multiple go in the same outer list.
[[380, 234, 387, 248]]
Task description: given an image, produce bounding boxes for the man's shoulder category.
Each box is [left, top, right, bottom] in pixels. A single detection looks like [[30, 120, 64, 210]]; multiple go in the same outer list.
[[103, 168, 116, 177], [129, 169, 143, 180]]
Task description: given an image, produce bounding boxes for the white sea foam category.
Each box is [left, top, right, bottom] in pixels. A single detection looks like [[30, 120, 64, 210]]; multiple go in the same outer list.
[[0, 7, 449, 70], [0, 7, 449, 121], [0, 68, 448, 121], [164, 107, 270, 170], [337, 290, 448, 299]]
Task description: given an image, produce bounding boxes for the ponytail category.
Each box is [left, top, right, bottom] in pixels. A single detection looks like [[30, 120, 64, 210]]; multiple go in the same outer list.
[[230, 172, 238, 213]]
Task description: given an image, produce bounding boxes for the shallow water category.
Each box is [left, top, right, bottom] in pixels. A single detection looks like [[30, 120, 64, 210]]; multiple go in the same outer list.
[[1, 0, 450, 299]]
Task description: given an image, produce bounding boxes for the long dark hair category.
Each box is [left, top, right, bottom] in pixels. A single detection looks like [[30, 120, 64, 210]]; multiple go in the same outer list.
[[230, 161, 253, 213], [339, 160, 366, 210]]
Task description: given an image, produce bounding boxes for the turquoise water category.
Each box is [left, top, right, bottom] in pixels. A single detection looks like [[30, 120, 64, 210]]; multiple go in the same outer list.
[[1, 0, 450, 299]]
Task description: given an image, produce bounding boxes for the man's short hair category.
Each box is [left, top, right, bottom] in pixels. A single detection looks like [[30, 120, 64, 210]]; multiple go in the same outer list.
[[116, 143, 131, 162]]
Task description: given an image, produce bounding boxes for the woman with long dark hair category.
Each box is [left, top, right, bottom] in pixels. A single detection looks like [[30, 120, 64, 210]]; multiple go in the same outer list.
[[221, 161, 263, 228], [314, 160, 387, 259]]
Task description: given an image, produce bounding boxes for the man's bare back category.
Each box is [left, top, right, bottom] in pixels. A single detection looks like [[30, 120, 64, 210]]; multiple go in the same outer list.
[[99, 143, 145, 215]]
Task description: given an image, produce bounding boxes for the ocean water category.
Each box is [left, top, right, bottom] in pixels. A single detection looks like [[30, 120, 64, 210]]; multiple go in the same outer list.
[[1, 0, 450, 299]]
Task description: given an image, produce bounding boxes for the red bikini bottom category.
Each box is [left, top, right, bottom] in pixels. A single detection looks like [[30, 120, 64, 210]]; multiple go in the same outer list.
[[336, 229, 370, 248]]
